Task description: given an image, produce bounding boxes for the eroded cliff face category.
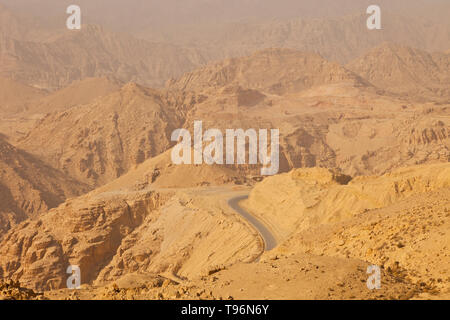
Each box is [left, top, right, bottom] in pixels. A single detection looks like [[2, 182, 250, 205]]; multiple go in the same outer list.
[[0, 190, 171, 290], [0, 138, 89, 236], [4, 162, 446, 300], [0, 184, 262, 291], [244, 163, 450, 242]]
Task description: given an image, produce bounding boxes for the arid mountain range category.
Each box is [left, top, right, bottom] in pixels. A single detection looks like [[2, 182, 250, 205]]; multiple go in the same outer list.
[[0, 23, 205, 90], [1, 2, 450, 89], [0, 0, 448, 300]]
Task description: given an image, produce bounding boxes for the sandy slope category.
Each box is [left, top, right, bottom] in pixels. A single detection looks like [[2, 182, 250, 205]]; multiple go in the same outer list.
[[0, 138, 89, 236], [347, 43, 450, 101]]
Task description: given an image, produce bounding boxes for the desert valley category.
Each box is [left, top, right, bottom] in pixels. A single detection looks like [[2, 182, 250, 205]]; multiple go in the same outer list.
[[0, 0, 449, 300]]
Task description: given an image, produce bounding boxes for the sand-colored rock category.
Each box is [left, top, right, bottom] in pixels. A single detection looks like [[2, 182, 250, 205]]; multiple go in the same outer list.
[[0, 3, 449, 300], [282, 187, 450, 298], [347, 43, 450, 101], [0, 24, 204, 90], [17, 83, 183, 187], [167, 48, 368, 95], [0, 77, 125, 143], [0, 280, 43, 300], [9, 47, 448, 190], [29, 77, 123, 115], [0, 148, 261, 291], [244, 163, 450, 242], [0, 77, 46, 114], [0, 138, 88, 235]]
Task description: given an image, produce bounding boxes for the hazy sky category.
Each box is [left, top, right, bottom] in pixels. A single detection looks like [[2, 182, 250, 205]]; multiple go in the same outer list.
[[1, 0, 448, 31]]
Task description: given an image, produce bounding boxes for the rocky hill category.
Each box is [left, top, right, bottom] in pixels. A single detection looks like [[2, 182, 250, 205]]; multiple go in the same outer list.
[[0, 77, 46, 114], [347, 43, 450, 101], [0, 162, 448, 299], [13, 48, 449, 188], [0, 138, 88, 236], [0, 24, 205, 90], [18, 83, 184, 187], [167, 48, 368, 94]]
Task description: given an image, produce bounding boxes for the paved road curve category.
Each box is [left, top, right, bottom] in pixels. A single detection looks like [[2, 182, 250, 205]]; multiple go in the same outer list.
[[228, 195, 277, 251]]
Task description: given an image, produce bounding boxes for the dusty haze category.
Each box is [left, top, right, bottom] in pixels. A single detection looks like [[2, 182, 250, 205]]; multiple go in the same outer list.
[[0, 0, 448, 301]]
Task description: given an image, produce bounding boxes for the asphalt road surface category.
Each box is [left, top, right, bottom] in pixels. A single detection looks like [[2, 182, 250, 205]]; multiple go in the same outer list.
[[228, 195, 277, 251]]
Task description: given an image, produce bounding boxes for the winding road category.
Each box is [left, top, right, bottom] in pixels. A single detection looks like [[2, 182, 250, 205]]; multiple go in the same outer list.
[[227, 195, 277, 251]]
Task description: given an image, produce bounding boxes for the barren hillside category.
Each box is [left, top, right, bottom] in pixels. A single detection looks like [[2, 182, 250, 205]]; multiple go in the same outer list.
[[1, 163, 447, 299], [0, 77, 47, 114], [13, 48, 449, 189], [0, 138, 88, 236], [0, 148, 260, 290], [347, 43, 450, 101], [144, 12, 450, 66], [18, 83, 185, 187], [0, 25, 205, 90], [167, 48, 368, 94], [0, 1, 448, 301]]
